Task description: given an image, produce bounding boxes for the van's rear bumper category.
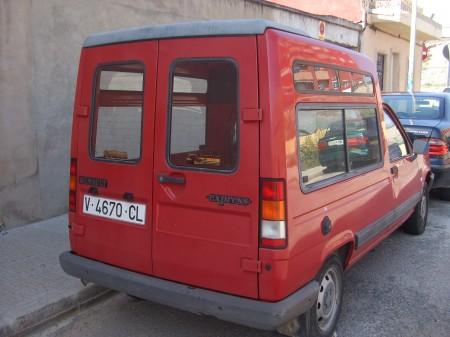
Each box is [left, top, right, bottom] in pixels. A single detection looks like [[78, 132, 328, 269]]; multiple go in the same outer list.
[[59, 251, 318, 330]]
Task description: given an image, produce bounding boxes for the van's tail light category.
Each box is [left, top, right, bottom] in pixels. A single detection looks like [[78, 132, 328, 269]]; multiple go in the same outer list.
[[260, 179, 287, 249], [428, 138, 449, 157], [69, 158, 77, 212]]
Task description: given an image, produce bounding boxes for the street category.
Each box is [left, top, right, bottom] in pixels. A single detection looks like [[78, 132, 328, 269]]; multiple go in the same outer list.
[[29, 196, 450, 337]]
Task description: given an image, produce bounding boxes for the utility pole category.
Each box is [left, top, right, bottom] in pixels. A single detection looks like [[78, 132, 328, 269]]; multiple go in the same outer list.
[[407, 0, 417, 92]]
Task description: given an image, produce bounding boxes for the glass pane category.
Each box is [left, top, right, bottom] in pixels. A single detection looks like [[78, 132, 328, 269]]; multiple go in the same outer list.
[[376, 54, 385, 91], [293, 63, 315, 91], [297, 109, 346, 186], [169, 60, 238, 171], [384, 112, 409, 161], [338, 71, 352, 93], [91, 63, 144, 162], [352, 73, 373, 94], [345, 108, 381, 170], [99, 71, 143, 91], [315, 66, 339, 91], [170, 106, 206, 153], [173, 76, 207, 93], [383, 95, 443, 120]]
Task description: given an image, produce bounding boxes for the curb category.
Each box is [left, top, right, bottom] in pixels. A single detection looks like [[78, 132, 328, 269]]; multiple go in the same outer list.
[[0, 285, 113, 337]]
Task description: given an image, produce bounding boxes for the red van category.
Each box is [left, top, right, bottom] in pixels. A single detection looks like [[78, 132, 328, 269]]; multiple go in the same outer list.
[[60, 20, 432, 337]]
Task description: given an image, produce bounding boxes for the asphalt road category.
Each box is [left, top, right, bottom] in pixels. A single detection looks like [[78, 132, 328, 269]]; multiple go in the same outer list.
[[30, 196, 450, 337]]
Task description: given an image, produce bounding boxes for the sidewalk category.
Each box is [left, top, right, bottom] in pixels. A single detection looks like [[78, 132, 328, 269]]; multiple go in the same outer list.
[[0, 215, 111, 337]]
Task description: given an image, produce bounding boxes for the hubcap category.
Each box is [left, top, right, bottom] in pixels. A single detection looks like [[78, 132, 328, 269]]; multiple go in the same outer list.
[[316, 266, 341, 332]]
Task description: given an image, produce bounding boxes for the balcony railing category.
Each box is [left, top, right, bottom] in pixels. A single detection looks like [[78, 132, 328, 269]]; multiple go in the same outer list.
[[368, 0, 427, 19], [368, 0, 442, 40]]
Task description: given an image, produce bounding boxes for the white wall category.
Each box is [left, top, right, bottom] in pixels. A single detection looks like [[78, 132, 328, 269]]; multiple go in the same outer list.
[[361, 26, 422, 92]]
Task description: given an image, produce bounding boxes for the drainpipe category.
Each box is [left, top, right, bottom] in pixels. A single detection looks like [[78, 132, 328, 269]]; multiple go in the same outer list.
[[407, 0, 417, 92]]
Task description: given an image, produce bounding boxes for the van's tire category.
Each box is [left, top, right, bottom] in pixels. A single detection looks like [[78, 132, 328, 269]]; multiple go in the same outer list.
[[303, 255, 344, 337], [403, 184, 429, 235]]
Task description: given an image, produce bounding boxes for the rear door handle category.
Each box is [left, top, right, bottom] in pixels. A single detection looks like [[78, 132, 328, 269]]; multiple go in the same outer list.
[[158, 174, 186, 185]]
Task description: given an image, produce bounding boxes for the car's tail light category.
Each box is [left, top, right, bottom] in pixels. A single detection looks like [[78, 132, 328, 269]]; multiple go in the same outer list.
[[318, 141, 328, 151], [260, 179, 287, 249], [347, 135, 368, 147], [428, 138, 449, 157], [69, 158, 77, 212]]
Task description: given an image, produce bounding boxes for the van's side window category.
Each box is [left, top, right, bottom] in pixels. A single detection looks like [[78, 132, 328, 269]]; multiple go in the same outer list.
[[293, 64, 315, 91], [297, 107, 382, 188], [90, 63, 144, 162], [168, 60, 238, 171], [346, 108, 381, 170], [297, 109, 346, 185], [314, 66, 339, 91], [384, 112, 409, 161], [293, 62, 374, 96], [351, 73, 373, 94], [338, 71, 352, 93]]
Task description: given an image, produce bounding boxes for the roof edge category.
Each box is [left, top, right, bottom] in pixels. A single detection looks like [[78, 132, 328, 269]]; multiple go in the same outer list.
[[83, 19, 309, 48]]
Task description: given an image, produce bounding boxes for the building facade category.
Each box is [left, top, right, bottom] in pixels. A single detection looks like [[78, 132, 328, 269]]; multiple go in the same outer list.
[[0, 0, 360, 228], [269, 0, 442, 91], [0, 0, 441, 228]]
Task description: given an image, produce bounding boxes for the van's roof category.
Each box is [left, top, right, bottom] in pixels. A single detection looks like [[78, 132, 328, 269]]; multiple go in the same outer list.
[[84, 19, 309, 48]]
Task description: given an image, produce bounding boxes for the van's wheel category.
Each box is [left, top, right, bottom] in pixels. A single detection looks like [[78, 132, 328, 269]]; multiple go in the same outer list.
[[403, 184, 428, 235], [293, 256, 343, 337], [309, 255, 343, 337], [277, 256, 343, 337]]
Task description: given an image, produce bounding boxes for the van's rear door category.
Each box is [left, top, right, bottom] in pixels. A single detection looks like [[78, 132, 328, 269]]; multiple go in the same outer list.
[[71, 41, 157, 274], [153, 37, 260, 298]]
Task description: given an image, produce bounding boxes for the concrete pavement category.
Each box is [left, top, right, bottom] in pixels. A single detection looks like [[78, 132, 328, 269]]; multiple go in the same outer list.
[[2, 197, 449, 337], [0, 215, 110, 337], [25, 197, 450, 337]]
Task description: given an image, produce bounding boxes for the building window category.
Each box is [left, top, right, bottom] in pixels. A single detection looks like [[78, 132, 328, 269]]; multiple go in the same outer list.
[[377, 54, 385, 91]]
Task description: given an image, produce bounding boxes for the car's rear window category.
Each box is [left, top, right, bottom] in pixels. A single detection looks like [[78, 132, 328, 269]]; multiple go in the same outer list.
[[383, 95, 444, 120]]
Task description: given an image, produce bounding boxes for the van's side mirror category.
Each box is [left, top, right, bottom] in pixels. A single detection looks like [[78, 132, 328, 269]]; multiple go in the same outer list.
[[413, 139, 429, 155]]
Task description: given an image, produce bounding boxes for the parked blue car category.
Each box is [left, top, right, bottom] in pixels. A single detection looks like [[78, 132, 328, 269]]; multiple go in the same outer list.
[[383, 92, 450, 199]]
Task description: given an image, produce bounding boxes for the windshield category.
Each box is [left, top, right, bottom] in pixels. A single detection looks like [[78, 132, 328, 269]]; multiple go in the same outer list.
[[383, 95, 443, 120]]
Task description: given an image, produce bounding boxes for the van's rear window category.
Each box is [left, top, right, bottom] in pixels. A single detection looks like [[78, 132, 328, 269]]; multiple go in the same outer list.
[[90, 63, 144, 162], [167, 60, 238, 172], [293, 62, 374, 95]]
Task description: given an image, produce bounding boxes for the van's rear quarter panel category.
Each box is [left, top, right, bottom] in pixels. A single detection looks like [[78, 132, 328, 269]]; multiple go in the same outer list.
[[258, 30, 392, 301]]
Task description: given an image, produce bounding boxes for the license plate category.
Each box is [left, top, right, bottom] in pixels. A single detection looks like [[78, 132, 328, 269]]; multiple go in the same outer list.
[[328, 139, 344, 146], [83, 195, 146, 225]]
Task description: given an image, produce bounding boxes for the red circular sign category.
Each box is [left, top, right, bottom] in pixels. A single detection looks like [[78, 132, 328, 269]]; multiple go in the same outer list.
[[319, 22, 325, 36]]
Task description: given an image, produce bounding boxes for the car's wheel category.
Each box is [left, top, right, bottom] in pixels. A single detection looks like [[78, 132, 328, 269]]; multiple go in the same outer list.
[[403, 184, 429, 235]]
